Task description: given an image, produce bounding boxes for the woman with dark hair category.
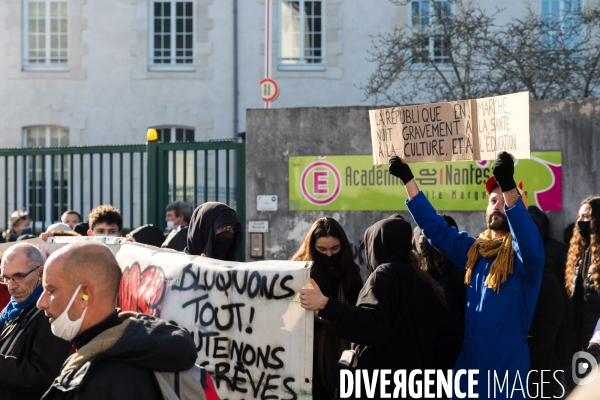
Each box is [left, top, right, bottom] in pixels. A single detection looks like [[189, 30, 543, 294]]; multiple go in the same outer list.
[[300, 216, 463, 398], [290, 217, 362, 400], [565, 196, 600, 351]]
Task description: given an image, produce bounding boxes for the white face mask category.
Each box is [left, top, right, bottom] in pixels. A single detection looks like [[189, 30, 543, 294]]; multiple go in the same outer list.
[[166, 221, 175, 229], [51, 284, 88, 341]]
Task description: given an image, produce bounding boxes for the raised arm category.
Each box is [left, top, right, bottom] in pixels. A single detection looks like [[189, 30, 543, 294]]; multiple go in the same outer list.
[[388, 156, 475, 268], [492, 152, 544, 284]]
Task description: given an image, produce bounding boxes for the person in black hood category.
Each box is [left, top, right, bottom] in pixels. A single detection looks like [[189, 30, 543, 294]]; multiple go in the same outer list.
[[290, 217, 362, 400], [184, 202, 243, 261], [300, 215, 463, 399], [37, 242, 198, 400]]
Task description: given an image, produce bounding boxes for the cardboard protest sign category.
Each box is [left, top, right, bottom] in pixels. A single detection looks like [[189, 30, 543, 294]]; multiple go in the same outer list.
[[40, 236, 123, 260], [116, 243, 313, 400], [369, 91, 530, 163]]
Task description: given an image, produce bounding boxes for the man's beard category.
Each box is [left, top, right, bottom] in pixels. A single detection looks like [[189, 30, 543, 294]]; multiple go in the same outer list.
[[487, 211, 509, 232]]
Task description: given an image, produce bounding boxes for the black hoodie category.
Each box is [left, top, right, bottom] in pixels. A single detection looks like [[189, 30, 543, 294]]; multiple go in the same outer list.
[[41, 312, 197, 400], [185, 202, 243, 261], [319, 217, 463, 398]]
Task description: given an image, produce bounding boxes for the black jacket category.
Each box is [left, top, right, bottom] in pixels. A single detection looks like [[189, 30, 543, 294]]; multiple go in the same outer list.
[[527, 271, 575, 393], [544, 238, 568, 288], [41, 312, 197, 400], [161, 225, 188, 252], [319, 216, 463, 399], [426, 259, 466, 323], [321, 263, 463, 373], [570, 247, 600, 350], [0, 303, 71, 400]]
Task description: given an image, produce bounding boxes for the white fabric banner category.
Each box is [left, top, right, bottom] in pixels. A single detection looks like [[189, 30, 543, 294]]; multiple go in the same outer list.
[[116, 243, 314, 400], [39, 236, 123, 260]]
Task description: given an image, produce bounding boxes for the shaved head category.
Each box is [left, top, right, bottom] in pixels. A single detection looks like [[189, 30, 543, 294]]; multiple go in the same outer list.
[[47, 242, 122, 301]]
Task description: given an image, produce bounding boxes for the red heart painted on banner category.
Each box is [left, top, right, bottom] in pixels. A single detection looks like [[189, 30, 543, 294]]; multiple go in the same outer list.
[[119, 262, 166, 317]]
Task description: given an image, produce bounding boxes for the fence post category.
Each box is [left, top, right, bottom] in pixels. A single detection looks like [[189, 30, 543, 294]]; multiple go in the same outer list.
[[146, 129, 159, 227], [235, 141, 246, 261]]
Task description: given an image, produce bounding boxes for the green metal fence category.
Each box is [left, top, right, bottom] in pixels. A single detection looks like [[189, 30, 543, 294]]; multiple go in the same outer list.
[[0, 139, 246, 258]]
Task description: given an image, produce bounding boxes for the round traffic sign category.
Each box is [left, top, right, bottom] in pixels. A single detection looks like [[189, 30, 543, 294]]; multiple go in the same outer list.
[[260, 78, 280, 102]]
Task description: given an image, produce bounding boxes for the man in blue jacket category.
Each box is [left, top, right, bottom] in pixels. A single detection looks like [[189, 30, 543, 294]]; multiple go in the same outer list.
[[390, 152, 544, 399]]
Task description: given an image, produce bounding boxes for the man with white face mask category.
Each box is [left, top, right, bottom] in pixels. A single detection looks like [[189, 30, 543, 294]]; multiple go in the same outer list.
[[165, 201, 192, 229], [0, 243, 71, 400], [37, 241, 197, 399], [161, 201, 193, 252]]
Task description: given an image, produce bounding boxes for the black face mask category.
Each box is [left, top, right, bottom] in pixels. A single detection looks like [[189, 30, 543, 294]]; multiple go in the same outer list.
[[313, 250, 342, 268], [213, 231, 234, 259], [577, 220, 591, 241]]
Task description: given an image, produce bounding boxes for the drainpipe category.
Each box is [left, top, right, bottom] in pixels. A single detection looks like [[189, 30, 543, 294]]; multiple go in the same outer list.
[[233, 0, 239, 140]]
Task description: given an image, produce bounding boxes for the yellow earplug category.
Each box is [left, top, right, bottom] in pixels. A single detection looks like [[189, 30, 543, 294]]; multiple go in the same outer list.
[[82, 294, 89, 301]]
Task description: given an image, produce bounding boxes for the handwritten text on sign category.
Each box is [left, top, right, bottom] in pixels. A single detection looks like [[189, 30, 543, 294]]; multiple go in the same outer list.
[[116, 244, 313, 400], [368, 91, 530, 163]]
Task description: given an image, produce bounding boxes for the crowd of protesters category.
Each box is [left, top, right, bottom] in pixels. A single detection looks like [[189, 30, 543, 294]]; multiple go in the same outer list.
[[0, 151, 598, 399]]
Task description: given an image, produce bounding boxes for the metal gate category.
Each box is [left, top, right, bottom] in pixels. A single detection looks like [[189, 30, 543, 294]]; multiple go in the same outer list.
[[0, 139, 245, 256]]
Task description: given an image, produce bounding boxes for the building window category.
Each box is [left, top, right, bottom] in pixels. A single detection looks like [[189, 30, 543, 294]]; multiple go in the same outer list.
[[541, 0, 581, 48], [23, 0, 68, 70], [410, 1, 451, 64], [279, 1, 323, 67], [23, 126, 69, 224], [149, 1, 194, 67], [154, 127, 195, 142]]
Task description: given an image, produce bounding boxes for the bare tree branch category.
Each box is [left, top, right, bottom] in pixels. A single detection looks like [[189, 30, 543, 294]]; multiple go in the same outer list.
[[362, 0, 600, 104]]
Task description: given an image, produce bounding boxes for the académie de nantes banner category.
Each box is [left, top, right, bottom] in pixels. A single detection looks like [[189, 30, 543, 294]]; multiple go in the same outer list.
[[289, 152, 561, 212]]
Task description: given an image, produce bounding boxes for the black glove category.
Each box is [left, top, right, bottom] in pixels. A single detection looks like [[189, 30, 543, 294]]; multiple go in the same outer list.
[[492, 151, 516, 192], [388, 156, 414, 185]]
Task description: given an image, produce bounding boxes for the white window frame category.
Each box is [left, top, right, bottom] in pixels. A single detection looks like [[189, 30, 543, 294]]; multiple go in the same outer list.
[[408, 0, 452, 69], [22, 0, 69, 71], [22, 126, 70, 227], [148, 0, 195, 71], [278, 0, 325, 71]]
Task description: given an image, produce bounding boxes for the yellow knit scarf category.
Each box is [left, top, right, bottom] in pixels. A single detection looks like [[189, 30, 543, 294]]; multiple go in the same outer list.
[[465, 229, 514, 293]]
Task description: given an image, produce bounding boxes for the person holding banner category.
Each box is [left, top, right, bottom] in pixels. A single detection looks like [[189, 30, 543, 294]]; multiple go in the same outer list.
[[300, 215, 463, 398], [37, 241, 199, 400], [0, 243, 71, 400], [391, 151, 544, 399], [291, 217, 363, 399]]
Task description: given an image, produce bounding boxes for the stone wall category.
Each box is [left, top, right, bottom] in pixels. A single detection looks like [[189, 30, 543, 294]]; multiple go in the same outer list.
[[245, 100, 600, 273]]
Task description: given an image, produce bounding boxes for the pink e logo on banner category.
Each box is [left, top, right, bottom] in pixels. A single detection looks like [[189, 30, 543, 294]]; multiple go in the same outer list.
[[313, 171, 329, 194], [300, 161, 341, 205]]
